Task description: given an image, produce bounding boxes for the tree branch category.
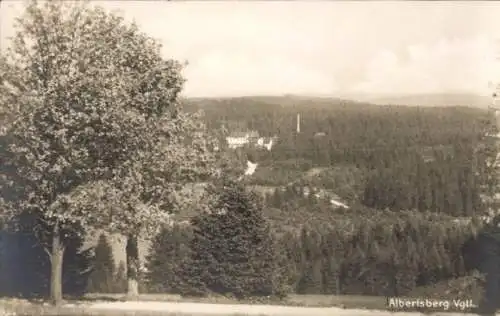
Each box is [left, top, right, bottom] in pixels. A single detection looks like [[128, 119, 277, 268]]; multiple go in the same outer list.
[[78, 266, 93, 276], [43, 245, 52, 262]]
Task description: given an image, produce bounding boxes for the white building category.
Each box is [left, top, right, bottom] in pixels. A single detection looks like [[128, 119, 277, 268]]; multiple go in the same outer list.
[[256, 136, 277, 151], [226, 131, 259, 149]]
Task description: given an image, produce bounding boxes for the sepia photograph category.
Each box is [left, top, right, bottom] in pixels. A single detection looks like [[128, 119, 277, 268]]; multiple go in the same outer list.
[[1, 0, 500, 315]]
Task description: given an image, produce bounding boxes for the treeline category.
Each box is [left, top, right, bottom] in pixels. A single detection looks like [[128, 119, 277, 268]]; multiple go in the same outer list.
[[186, 97, 494, 217], [361, 146, 482, 216], [143, 202, 480, 297], [140, 178, 487, 298], [3, 179, 486, 301], [249, 149, 486, 217], [183, 96, 486, 168]]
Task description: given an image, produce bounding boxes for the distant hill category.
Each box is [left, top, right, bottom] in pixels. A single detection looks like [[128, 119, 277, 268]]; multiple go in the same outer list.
[[87, 93, 489, 266], [182, 93, 490, 109], [342, 93, 490, 108], [181, 94, 372, 111]]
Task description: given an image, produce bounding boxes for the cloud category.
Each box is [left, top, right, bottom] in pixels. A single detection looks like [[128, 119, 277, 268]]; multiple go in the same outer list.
[[182, 50, 338, 97], [352, 36, 497, 95], [3, 1, 500, 97]]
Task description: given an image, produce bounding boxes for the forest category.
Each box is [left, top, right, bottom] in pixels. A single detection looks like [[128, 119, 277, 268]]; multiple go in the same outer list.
[[1, 94, 497, 305], [183, 96, 491, 217], [2, 1, 500, 313], [111, 96, 495, 303]]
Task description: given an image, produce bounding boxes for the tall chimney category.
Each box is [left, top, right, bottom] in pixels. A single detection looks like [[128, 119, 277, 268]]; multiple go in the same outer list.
[[296, 113, 300, 133]]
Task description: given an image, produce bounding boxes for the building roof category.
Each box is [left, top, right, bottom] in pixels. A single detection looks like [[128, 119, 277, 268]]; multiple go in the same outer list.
[[227, 132, 249, 138], [227, 130, 259, 138]]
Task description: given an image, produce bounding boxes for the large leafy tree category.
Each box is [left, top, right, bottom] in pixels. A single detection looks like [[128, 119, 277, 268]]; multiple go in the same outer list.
[[0, 0, 197, 304], [68, 109, 221, 297]]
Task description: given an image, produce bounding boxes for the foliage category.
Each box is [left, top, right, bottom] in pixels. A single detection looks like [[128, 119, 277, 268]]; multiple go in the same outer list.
[[66, 109, 220, 236], [0, 0, 177, 228], [178, 178, 289, 298], [185, 97, 488, 217], [113, 261, 128, 293], [245, 160, 311, 186], [281, 209, 477, 296], [64, 106, 222, 298], [142, 205, 479, 297], [145, 223, 192, 294], [466, 109, 500, 313], [184, 97, 484, 167], [304, 165, 365, 202], [2, 0, 494, 302], [0, 0, 213, 301], [475, 109, 500, 221], [87, 234, 115, 293], [0, 0, 210, 233], [408, 270, 485, 304]]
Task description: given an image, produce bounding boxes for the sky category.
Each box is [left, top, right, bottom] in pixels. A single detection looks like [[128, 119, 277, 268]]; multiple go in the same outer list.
[[2, 1, 500, 98]]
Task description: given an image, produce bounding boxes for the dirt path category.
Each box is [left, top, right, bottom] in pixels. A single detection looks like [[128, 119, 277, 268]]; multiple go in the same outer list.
[[85, 301, 487, 316]]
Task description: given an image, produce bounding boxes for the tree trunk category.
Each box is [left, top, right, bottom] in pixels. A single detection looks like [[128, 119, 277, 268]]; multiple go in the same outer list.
[[50, 224, 64, 306], [126, 234, 139, 299]]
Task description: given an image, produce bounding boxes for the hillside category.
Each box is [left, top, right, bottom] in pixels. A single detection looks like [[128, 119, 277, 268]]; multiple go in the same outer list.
[[85, 96, 492, 266], [85, 166, 351, 266], [343, 93, 490, 108], [182, 94, 367, 109], [183, 93, 490, 110]]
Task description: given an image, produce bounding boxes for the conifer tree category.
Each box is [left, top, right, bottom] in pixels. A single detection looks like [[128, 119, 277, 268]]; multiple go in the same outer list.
[[271, 188, 282, 208], [145, 224, 191, 293], [474, 109, 500, 315], [296, 229, 323, 294], [87, 234, 115, 294], [113, 261, 127, 293], [179, 178, 289, 298]]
